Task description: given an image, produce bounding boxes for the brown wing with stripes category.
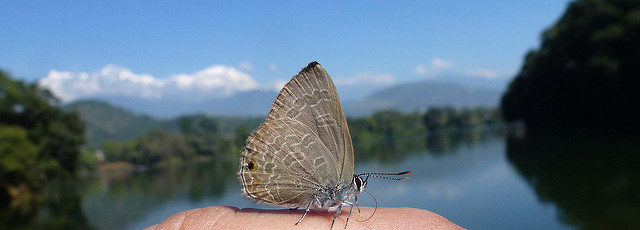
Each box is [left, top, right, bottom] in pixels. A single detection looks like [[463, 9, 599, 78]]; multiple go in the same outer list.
[[266, 62, 354, 185], [238, 118, 339, 206]]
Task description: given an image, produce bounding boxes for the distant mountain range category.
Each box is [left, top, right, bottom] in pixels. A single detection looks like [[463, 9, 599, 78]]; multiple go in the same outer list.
[[65, 77, 505, 119], [94, 90, 278, 118], [344, 80, 502, 117]]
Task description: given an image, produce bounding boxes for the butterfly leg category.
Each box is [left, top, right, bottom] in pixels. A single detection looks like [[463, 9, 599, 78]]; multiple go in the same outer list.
[[295, 203, 312, 225], [330, 204, 343, 230], [344, 201, 355, 229], [355, 195, 361, 213]]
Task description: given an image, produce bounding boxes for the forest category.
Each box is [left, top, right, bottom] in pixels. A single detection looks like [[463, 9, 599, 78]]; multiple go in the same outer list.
[[501, 0, 640, 134]]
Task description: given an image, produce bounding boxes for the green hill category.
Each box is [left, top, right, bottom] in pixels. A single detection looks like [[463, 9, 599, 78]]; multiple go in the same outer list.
[[63, 100, 179, 148], [64, 100, 263, 149]]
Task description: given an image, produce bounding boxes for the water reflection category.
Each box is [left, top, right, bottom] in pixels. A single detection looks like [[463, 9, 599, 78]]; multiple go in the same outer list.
[[8, 127, 616, 229], [425, 127, 504, 155], [0, 178, 94, 230], [506, 134, 640, 229], [353, 127, 506, 162], [79, 158, 237, 229], [76, 128, 506, 229]]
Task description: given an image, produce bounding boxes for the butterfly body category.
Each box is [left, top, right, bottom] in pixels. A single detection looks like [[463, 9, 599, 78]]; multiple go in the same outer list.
[[318, 185, 355, 209]]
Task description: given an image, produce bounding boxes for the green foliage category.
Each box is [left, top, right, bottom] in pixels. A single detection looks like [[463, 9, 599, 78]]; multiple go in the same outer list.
[[103, 130, 193, 165], [180, 114, 218, 134], [0, 126, 44, 203], [501, 0, 640, 133], [346, 108, 501, 161], [0, 126, 40, 175], [138, 130, 193, 164], [179, 115, 224, 156], [422, 107, 502, 132], [347, 110, 424, 161], [78, 150, 100, 172], [0, 71, 84, 173], [422, 107, 456, 131], [64, 100, 180, 148], [0, 70, 84, 209], [101, 113, 258, 166], [66, 100, 264, 150], [101, 107, 502, 166]]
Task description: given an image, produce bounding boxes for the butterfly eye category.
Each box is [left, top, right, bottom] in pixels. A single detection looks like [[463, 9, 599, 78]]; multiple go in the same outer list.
[[354, 177, 362, 190]]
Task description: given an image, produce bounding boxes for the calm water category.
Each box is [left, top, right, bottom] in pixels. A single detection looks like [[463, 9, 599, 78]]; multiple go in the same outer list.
[[7, 128, 640, 229]]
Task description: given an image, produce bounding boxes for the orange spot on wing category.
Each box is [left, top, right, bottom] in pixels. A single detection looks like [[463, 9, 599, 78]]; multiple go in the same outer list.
[[248, 161, 256, 171]]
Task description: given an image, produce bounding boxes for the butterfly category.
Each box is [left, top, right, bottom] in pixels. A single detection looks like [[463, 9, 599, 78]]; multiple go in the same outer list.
[[238, 61, 410, 229]]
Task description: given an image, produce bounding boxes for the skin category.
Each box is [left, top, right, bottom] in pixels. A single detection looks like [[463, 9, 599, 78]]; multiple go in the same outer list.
[[144, 206, 465, 230]]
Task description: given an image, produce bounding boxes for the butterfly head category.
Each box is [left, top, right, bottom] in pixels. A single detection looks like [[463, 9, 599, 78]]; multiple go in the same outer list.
[[353, 175, 369, 194]]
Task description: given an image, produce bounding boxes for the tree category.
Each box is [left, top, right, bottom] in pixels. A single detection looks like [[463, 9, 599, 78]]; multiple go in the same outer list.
[[0, 126, 42, 207], [0, 70, 84, 209], [422, 107, 454, 131], [102, 130, 194, 165], [137, 130, 194, 164], [501, 0, 640, 134]]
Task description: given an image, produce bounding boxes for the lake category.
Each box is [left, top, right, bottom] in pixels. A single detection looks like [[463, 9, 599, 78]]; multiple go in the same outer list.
[[6, 127, 639, 229]]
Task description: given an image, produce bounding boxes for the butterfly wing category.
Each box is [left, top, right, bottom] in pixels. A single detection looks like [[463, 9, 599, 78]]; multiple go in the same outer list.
[[266, 62, 355, 186], [239, 117, 340, 206]]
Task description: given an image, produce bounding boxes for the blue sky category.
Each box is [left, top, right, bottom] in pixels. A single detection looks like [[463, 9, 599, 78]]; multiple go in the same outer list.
[[1, 1, 571, 101]]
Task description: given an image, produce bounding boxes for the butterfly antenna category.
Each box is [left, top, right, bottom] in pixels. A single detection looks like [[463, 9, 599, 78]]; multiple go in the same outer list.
[[358, 171, 411, 176], [367, 175, 410, 181], [358, 171, 412, 176], [357, 171, 411, 181], [356, 189, 377, 222]]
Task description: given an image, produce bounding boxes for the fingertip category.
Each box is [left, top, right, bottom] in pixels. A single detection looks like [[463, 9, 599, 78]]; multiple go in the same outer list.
[[153, 208, 201, 230], [151, 206, 240, 230], [359, 207, 464, 230], [182, 206, 239, 229], [398, 208, 465, 229], [148, 206, 464, 230]]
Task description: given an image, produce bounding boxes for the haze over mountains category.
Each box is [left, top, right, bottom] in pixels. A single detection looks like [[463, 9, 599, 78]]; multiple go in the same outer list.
[[344, 81, 503, 116], [96, 90, 278, 118], [63, 74, 505, 118]]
